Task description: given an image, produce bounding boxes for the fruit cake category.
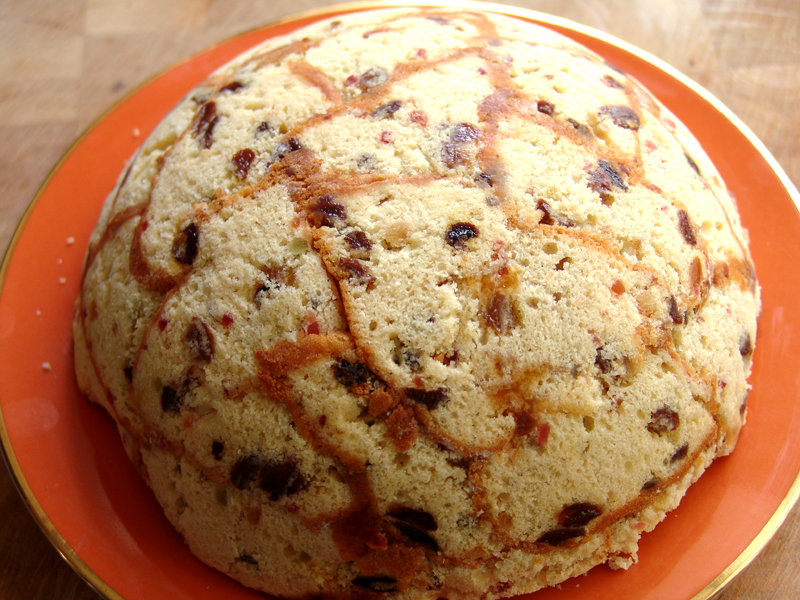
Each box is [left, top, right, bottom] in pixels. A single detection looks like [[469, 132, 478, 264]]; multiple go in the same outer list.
[[73, 7, 760, 599]]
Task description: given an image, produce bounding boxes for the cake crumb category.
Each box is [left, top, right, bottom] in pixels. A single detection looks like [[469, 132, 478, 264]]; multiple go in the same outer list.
[[66, 237, 75, 245], [42, 362, 51, 371]]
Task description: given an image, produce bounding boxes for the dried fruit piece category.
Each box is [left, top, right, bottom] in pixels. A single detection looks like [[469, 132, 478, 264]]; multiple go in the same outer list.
[[537, 200, 574, 227], [451, 123, 481, 142], [537, 100, 554, 115], [677, 210, 697, 245], [513, 411, 536, 437], [485, 293, 518, 334], [670, 443, 689, 463], [599, 105, 640, 130], [588, 160, 627, 197], [186, 318, 215, 362], [647, 406, 679, 434], [352, 575, 397, 592], [345, 230, 372, 250], [558, 503, 602, 527], [220, 81, 244, 93], [537, 527, 585, 546], [232, 148, 256, 179], [161, 385, 181, 413], [739, 332, 753, 356], [372, 100, 402, 119], [405, 387, 448, 409], [388, 507, 438, 531], [393, 521, 439, 552], [212, 441, 224, 461], [309, 194, 347, 228], [332, 359, 374, 387], [685, 152, 701, 175], [338, 257, 376, 286], [442, 142, 469, 168], [358, 67, 389, 90], [172, 223, 199, 265], [272, 137, 302, 162], [668, 295, 684, 324], [567, 118, 591, 137], [236, 554, 259, 567], [445, 222, 479, 248], [193, 101, 218, 149], [595, 347, 614, 374], [259, 459, 306, 501], [231, 455, 263, 489]]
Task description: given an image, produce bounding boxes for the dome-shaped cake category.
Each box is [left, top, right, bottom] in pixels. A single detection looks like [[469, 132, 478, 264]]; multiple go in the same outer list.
[[73, 7, 760, 599]]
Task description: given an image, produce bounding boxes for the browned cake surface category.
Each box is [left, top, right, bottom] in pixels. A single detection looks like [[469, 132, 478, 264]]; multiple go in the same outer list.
[[73, 8, 759, 599]]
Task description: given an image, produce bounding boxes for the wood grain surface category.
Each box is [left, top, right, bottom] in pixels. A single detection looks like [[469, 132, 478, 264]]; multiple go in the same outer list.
[[1, 1, 798, 599]]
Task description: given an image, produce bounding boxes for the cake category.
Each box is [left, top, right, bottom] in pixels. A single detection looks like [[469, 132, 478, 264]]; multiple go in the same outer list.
[[73, 7, 760, 599]]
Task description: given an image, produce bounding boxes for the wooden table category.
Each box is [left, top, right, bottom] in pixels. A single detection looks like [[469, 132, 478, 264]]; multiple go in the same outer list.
[[1, 0, 798, 598]]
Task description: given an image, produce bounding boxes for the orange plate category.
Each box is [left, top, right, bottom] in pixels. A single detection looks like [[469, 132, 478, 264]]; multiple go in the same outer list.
[[1, 2, 799, 599]]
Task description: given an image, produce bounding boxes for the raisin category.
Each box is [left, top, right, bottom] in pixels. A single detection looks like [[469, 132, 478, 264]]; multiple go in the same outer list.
[[259, 459, 306, 501], [403, 350, 422, 372], [257, 121, 270, 133], [602, 74, 625, 90], [358, 67, 389, 90], [485, 293, 518, 334], [220, 81, 244, 93], [232, 148, 255, 179], [345, 230, 372, 250], [393, 521, 439, 552], [537, 527, 585, 546], [272, 137, 302, 162], [685, 152, 701, 175], [372, 100, 402, 119], [235, 554, 259, 567], [405, 387, 448, 409], [537, 100, 554, 115], [172, 223, 199, 265], [186, 318, 214, 362], [677, 210, 697, 245], [211, 441, 224, 461], [647, 406, 679, 434], [442, 142, 469, 168], [599, 105, 640, 130], [477, 171, 495, 187], [445, 222, 479, 248], [559, 503, 602, 527], [642, 477, 659, 490], [451, 123, 481, 142], [670, 443, 689, 463], [567, 118, 591, 137], [161, 385, 181, 413], [231, 455, 263, 489], [595, 347, 614, 374], [193, 101, 218, 149], [352, 575, 397, 592], [388, 507, 438, 531], [332, 360, 373, 387], [588, 160, 627, 196], [537, 200, 573, 227], [739, 332, 753, 356], [309, 194, 347, 228], [513, 411, 536, 437], [338, 257, 375, 286], [446, 456, 472, 470], [668, 295, 684, 324]]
